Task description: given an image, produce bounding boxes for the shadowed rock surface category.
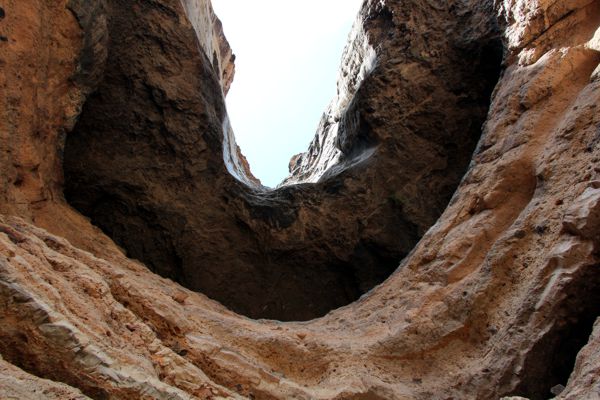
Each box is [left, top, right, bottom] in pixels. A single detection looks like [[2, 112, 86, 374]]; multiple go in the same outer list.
[[0, 0, 599, 398], [62, 0, 502, 321]]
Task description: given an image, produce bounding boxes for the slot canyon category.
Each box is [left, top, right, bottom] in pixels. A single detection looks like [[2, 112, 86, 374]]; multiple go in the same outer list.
[[0, 0, 599, 399]]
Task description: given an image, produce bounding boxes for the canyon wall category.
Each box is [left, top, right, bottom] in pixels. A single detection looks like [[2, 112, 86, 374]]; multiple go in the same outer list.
[[0, 0, 599, 399], [61, 0, 501, 321]]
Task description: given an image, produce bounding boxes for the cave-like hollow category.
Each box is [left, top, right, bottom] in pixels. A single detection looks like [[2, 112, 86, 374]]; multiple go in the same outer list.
[[508, 262, 600, 400], [62, 0, 504, 321]]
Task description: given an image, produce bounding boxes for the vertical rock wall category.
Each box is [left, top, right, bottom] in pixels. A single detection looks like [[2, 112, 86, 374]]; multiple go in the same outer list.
[[0, 0, 106, 218]]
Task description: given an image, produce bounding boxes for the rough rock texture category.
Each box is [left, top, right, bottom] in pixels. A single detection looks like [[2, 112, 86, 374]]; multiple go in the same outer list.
[[561, 318, 600, 400], [62, 0, 502, 321], [0, 355, 90, 400], [0, 0, 106, 218], [179, 0, 235, 96], [0, 0, 600, 399]]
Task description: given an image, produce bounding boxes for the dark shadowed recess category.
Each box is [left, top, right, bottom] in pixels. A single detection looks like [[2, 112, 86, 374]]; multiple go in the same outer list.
[[63, 0, 504, 321], [508, 262, 600, 400]]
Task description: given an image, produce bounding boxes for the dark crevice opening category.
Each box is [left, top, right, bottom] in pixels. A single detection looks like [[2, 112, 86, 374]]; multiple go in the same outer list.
[[509, 262, 600, 400]]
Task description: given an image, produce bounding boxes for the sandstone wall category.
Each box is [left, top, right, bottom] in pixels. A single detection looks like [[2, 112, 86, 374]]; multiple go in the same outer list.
[[0, 0, 105, 218], [0, 0, 599, 399], [179, 0, 234, 96]]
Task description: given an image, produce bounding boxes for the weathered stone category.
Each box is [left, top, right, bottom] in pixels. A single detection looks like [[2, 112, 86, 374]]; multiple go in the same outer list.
[[0, 0, 599, 399], [0, 355, 90, 400], [559, 318, 600, 400], [62, 0, 502, 321], [563, 186, 600, 243], [550, 384, 565, 396]]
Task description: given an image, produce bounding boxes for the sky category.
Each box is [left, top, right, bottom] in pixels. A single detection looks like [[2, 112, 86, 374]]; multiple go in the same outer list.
[[211, 0, 363, 187]]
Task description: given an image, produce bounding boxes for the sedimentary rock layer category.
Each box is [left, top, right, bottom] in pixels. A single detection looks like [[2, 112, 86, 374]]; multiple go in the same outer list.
[[0, 355, 89, 400], [0, 0, 599, 399]]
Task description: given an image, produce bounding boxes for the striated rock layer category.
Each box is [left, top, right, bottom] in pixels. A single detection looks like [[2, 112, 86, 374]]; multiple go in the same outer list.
[[0, 0, 599, 399]]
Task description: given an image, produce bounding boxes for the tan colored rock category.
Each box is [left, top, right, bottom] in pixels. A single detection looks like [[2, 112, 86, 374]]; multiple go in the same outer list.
[[0, 216, 238, 399], [0, 0, 599, 399], [0, 357, 89, 400], [563, 186, 600, 243], [0, 355, 90, 399]]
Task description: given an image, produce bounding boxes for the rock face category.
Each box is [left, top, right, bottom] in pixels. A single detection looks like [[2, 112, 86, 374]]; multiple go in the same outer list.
[[0, 0, 600, 399], [0, 0, 106, 219], [62, 0, 502, 321], [0, 355, 89, 400]]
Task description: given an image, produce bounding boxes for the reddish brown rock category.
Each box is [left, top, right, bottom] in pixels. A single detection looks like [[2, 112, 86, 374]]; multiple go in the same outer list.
[[0, 0, 599, 399], [0, 0, 106, 218]]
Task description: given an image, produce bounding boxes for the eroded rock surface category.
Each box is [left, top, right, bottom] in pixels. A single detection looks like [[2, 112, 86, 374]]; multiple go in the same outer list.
[[62, 0, 501, 321], [0, 0, 599, 399], [0, 355, 90, 400]]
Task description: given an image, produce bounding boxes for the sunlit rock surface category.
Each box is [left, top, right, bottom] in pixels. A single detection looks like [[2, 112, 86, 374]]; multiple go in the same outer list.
[[0, 0, 599, 398]]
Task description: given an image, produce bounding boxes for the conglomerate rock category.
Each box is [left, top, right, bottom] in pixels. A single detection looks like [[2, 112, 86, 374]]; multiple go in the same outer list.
[[0, 0, 599, 399]]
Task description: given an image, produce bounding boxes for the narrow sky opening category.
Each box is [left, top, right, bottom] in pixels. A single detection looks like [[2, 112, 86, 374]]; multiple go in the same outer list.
[[211, 0, 363, 187]]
